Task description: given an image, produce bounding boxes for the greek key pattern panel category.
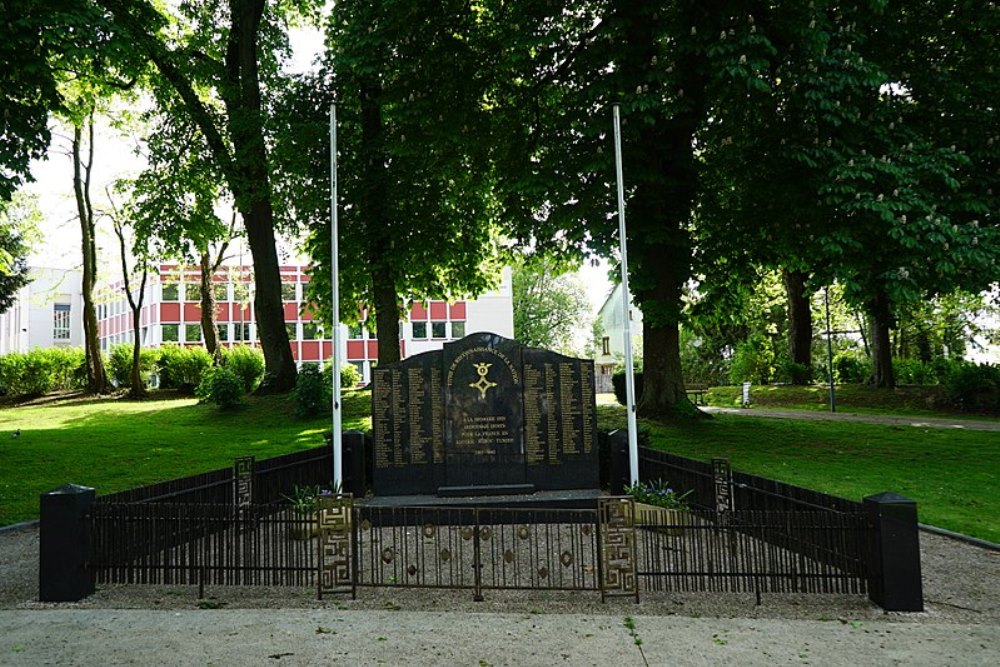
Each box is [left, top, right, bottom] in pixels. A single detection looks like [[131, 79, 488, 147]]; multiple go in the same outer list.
[[317, 495, 353, 595], [598, 497, 638, 599], [233, 456, 255, 509]]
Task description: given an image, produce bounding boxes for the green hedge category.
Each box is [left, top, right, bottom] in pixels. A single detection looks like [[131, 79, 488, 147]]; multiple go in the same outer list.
[[0, 347, 87, 397], [157, 345, 213, 394]]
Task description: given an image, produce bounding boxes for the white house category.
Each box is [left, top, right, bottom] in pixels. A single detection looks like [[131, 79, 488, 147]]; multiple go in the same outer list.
[[0, 267, 84, 354], [593, 282, 643, 392]]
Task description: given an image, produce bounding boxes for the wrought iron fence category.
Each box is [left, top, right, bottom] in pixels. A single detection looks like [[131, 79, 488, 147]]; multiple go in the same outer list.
[[353, 506, 600, 599], [90, 502, 319, 590]]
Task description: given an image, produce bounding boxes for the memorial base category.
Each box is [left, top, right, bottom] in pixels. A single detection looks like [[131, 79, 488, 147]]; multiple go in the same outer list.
[[361, 488, 604, 511], [437, 484, 535, 498]]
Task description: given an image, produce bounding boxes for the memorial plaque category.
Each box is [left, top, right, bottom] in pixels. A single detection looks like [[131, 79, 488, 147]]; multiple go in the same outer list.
[[371, 352, 445, 494], [370, 332, 599, 496], [523, 348, 599, 490], [444, 333, 525, 487]]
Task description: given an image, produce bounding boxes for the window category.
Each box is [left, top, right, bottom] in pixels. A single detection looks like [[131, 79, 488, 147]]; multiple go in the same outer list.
[[162, 283, 179, 301], [217, 324, 229, 343], [241, 324, 253, 342], [348, 324, 363, 339], [184, 283, 200, 302], [303, 323, 319, 340], [162, 324, 179, 342], [185, 324, 202, 342], [450, 321, 465, 338], [53, 304, 71, 340], [412, 321, 427, 339], [431, 322, 446, 339], [214, 284, 229, 301], [286, 323, 297, 339], [281, 282, 297, 302], [233, 283, 250, 303], [602, 337, 610, 355]]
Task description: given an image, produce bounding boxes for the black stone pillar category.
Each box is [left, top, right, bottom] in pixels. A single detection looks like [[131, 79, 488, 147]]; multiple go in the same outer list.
[[342, 431, 367, 497], [864, 492, 924, 612], [608, 430, 630, 495], [39, 484, 95, 602]]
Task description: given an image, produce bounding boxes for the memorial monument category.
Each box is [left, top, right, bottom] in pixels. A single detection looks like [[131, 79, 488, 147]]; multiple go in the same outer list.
[[371, 332, 598, 496]]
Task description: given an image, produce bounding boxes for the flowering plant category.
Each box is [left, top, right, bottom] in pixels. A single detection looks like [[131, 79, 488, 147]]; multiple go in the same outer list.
[[625, 478, 692, 510], [282, 483, 342, 515]]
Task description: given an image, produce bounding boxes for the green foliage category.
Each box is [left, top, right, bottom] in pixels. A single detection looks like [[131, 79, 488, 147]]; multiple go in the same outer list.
[[324, 361, 360, 390], [0, 348, 87, 396], [293, 365, 326, 418], [108, 343, 159, 389], [512, 256, 591, 354], [679, 328, 730, 388], [612, 371, 644, 407], [945, 364, 1000, 414], [221, 345, 264, 393], [832, 351, 870, 385], [776, 361, 812, 385], [729, 334, 777, 385], [157, 345, 212, 394], [625, 479, 692, 511], [196, 366, 244, 410], [0, 194, 39, 311]]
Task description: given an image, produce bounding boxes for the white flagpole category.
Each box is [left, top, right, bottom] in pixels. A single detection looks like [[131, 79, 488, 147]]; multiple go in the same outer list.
[[613, 104, 639, 486], [330, 104, 343, 489]]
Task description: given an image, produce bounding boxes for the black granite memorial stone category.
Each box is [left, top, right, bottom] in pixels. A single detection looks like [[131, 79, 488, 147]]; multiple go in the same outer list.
[[444, 332, 525, 487], [370, 332, 598, 496]]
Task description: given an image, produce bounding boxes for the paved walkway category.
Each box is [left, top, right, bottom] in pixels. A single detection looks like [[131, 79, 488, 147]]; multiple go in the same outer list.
[[1, 608, 997, 666], [702, 406, 1000, 432]]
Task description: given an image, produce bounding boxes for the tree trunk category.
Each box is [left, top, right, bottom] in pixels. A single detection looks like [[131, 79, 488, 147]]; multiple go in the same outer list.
[[782, 269, 813, 384], [199, 251, 220, 362], [243, 201, 297, 391], [223, 0, 295, 392], [72, 118, 111, 394], [868, 286, 895, 389], [359, 75, 401, 364], [128, 297, 146, 398]]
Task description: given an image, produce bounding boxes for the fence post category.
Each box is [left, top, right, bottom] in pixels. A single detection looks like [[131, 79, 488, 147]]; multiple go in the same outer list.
[[608, 430, 630, 494], [342, 431, 366, 496], [39, 484, 95, 602], [864, 492, 923, 612]]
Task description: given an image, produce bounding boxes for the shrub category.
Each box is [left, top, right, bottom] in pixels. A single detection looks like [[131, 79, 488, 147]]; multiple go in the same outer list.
[[0, 347, 88, 396], [158, 345, 212, 394], [945, 363, 1000, 414], [197, 366, 244, 410], [832, 350, 869, 384], [776, 360, 812, 385], [293, 364, 327, 418], [107, 344, 158, 389], [323, 360, 361, 390], [222, 345, 265, 392], [728, 333, 776, 385], [893, 358, 937, 385], [612, 371, 644, 406]]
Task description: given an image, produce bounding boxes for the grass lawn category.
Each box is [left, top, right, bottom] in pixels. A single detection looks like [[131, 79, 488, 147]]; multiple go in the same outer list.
[[598, 404, 1000, 543], [4, 388, 997, 544], [705, 383, 999, 421], [0, 390, 372, 527]]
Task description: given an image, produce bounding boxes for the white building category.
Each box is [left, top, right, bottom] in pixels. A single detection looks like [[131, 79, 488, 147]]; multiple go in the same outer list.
[[97, 263, 514, 384], [0, 267, 84, 354], [593, 282, 642, 392]]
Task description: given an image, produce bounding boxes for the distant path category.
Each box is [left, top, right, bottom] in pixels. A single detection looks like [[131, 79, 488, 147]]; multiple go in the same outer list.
[[702, 406, 1000, 432]]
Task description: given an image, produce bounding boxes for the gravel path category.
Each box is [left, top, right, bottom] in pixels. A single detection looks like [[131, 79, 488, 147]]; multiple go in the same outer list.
[[1, 524, 997, 665]]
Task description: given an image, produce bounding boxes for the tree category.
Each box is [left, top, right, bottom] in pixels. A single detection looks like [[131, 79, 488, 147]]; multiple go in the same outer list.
[[94, 0, 310, 391], [106, 183, 149, 397], [128, 106, 238, 361], [512, 257, 590, 354], [277, 0, 501, 361], [0, 193, 38, 313], [68, 107, 112, 393]]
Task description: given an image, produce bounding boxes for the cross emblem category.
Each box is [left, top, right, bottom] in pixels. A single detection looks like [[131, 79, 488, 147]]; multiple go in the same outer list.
[[469, 362, 497, 399]]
